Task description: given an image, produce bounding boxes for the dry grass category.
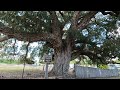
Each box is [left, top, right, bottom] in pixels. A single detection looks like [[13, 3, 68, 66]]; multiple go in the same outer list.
[[0, 63, 74, 79], [0, 63, 46, 79], [0, 63, 76, 79]]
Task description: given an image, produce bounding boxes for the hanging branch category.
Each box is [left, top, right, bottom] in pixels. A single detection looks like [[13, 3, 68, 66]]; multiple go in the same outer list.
[[22, 41, 30, 79]]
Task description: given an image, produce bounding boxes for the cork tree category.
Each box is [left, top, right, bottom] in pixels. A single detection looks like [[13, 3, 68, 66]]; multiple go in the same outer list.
[[0, 11, 120, 76]]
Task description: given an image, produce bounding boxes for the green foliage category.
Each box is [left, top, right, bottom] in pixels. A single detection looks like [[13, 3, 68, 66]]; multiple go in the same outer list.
[[70, 60, 76, 64], [20, 58, 34, 64], [19, 57, 35, 64], [114, 59, 120, 63], [0, 11, 53, 33], [97, 64, 108, 69], [0, 59, 20, 64]]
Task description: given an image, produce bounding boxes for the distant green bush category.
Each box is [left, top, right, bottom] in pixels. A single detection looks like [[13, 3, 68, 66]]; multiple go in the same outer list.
[[70, 60, 76, 64], [19, 58, 35, 64], [0, 59, 20, 64], [97, 64, 108, 69]]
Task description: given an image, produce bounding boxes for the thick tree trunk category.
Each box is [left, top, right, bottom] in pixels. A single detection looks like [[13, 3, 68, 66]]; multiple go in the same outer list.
[[50, 45, 72, 76]]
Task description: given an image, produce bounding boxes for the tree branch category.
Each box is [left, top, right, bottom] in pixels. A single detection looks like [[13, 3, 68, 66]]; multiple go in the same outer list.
[[71, 49, 103, 63], [101, 11, 120, 17], [58, 11, 68, 29], [0, 27, 55, 43], [0, 26, 64, 48], [49, 11, 63, 47], [14, 33, 55, 43], [77, 11, 98, 30], [75, 39, 97, 46], [59, 11, 64, 17], [49, 11, 61, 33], [71, 11, 81, 30], [0, 36, 9, 42], [71, 11, 98, 30]]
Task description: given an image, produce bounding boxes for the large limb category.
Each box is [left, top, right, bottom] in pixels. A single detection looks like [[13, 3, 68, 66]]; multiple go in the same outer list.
[[49, 11, 61, 34], [77, 11, 98, 30], [0, 27, 59, 47], [14, 33, 55, 43], [71, 11, 98, 30], [71, 11, 81, 30], [67, 11, 98, 50], [70, 11, 99, 61], [49, 11, 63, 47], [58, 11, 70, 30], [71, 49, 105, 64]]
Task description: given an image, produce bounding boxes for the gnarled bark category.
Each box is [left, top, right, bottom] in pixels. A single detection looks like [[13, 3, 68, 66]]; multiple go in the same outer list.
[[50, 44, 72, 76]]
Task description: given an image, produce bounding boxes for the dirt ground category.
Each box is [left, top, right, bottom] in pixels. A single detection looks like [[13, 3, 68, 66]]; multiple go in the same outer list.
[[0, 63, 75, 79]]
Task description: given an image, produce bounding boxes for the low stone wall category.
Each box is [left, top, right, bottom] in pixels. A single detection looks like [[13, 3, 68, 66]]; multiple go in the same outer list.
[[75, 65, 119, 78]]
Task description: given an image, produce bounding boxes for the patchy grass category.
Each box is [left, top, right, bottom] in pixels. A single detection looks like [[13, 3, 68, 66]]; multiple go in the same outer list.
[[0, 63, 76, 79], [0, 63, 120, 79], [0, 59, 20, 64], [0, 63, 46, 79]]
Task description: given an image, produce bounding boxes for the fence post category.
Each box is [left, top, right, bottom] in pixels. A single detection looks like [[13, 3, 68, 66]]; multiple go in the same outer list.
[[45, 62, 48, 79]]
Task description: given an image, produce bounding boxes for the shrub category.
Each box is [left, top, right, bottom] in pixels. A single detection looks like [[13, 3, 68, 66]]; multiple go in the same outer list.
[[0, 59, 20, 64], [20, 58, 35, 64], [97, 64, 108, 69]]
